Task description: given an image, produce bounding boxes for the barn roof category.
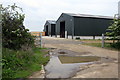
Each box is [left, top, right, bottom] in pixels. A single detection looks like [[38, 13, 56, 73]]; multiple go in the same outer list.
[[47, 20, 56, 24], [64, 13, 113, 19]]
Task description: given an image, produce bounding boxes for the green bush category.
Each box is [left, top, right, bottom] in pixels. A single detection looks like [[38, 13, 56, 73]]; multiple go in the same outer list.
[[75, 37, 80, 40], [106, 18, 120, 44], [111, 42, 120, 49], [1, 4, 34, 50]]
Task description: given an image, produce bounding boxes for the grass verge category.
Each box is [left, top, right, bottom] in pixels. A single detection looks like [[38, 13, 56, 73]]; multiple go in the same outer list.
[[2, 47, 50, 78], [83, 41, 119, 51]]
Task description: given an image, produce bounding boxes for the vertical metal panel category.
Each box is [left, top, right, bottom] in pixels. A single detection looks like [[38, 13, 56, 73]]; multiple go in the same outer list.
[[48, 23, 51, 36], [44, 21, 50, 35], [72, 17, 74, 39]]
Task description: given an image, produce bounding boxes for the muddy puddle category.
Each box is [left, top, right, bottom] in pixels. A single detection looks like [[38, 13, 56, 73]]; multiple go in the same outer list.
[[58, 55, 100, 64], [44, 49, 109, 78]]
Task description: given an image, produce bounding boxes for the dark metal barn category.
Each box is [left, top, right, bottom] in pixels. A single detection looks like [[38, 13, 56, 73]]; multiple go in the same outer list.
[[44, 20, 56, 36], [56, 13, 113, 38]]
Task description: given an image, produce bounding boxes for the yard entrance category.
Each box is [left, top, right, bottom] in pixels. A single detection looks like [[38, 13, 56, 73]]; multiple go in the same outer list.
[[60, 21, 65, 38]]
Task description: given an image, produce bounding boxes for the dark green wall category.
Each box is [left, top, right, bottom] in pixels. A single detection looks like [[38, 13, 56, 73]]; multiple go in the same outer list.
[[74, 17, 113, 36]]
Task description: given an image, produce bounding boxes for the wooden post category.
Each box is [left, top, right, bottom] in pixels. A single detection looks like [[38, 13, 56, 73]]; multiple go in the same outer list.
[[39, 33, 42, 48], [102, 34, 104, 48]]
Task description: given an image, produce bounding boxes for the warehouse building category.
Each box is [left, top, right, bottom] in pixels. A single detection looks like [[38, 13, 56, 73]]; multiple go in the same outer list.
[[56, 13, 113, 39], [44, 20, 56, 36]]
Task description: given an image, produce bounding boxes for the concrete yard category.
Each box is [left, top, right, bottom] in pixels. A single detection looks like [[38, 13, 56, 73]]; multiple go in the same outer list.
[[36, 36, 119, 78], [42, 37, 118, 59]]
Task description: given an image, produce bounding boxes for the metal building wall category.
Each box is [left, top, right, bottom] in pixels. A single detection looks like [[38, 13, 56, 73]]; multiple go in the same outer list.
[[44, 21, 56, 36], [74, 17, 113, 36], [44, 21, 51, 36], [56, 13, 73, 35]]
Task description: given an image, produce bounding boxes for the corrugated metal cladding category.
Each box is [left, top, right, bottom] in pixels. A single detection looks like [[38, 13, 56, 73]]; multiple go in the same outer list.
[[44, 20, 56, 36], [56, 13, 113, 37]]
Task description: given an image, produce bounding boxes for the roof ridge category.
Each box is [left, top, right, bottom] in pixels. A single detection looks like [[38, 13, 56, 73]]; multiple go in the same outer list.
[[63, 13, 113, 19], [46, 20, 56, 24]]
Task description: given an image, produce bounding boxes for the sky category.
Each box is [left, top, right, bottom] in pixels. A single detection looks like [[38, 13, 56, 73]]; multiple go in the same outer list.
[[1, 0, 120, 31]]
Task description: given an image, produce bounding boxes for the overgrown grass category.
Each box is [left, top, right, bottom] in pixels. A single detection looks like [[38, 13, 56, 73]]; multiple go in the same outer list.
[[76, 39, 119, 50], [2, 47, 50, 78]]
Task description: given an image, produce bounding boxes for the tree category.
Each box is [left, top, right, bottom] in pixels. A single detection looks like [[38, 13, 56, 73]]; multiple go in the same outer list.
[[106, 17, 120, 49], [1, 4, 34, 50], [106, 18, 120, 43]]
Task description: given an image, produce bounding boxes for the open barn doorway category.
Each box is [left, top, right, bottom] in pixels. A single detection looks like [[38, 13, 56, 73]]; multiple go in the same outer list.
[[60, 21, 65, 38], [45, 25, 48, 36], [51, 24, 56, 37]]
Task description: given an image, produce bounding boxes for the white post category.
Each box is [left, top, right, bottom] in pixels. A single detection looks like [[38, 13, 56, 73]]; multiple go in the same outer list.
[[40, 33, 42, 48], [102, 34, 104, 48], [65, 31, 67, 39]]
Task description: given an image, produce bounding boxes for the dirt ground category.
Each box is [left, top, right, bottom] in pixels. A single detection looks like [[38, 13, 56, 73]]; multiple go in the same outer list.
[[41, 37, 119, 78]]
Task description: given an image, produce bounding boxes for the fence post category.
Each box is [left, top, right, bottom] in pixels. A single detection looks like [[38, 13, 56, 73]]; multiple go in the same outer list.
[[102, 34, 104, 48], [65, 31, 67, 39], [39, 33, 42, 48]]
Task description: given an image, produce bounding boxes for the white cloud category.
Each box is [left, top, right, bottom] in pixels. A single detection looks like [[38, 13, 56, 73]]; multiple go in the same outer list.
[[1, 0, 120, 31]]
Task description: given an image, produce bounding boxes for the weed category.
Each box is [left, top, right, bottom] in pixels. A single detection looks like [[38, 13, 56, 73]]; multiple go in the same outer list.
[[2, 47, 49, 78]]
